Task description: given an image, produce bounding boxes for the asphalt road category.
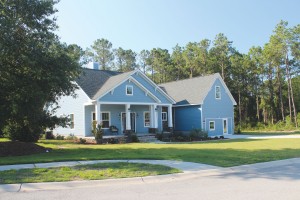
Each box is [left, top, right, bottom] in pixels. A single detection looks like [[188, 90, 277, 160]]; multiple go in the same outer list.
[[2, 159, 300, 200]]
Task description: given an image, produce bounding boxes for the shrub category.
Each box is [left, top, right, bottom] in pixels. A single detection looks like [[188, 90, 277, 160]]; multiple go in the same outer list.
[[104, 138, 118, 144], [189, 129, 208, 140], [125, 131, 139, 143], [66, 133, 77, 141], [45, 131, 55, 139], [3, 120, 41, 142], [0, 129, 4, 138], [156, 133, 163, 141], [93, 123, 103, 144], [78, 138, 86, 144], [55, 134, 65, 140], [131, 134, 139, 143], [172, 132, 187, 142]]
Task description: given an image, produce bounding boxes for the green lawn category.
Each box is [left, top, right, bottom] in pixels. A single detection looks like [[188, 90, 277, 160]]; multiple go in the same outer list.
[[241, 131, 300, 135], [1, 138, 300, 167], [0, 162, 180, 184]]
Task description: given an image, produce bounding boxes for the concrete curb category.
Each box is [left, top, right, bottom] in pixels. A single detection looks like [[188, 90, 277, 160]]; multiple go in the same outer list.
[[1, 158, 300, 193]]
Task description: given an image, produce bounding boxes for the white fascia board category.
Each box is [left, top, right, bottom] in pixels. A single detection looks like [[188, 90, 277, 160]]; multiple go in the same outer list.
[[96, 74, 161, 103], [215, 74, 237, 105], [172, 104, 201, 107], [96, 74, 133, 101], [135, 70, 176, 104], [129, 77, 161, 103], [200, 74, 237, 106], [99, 102, 158, 105]]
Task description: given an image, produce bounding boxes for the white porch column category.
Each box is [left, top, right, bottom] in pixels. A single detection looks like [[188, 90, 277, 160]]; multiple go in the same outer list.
[[95, 102, 101, 125], [125, 104, 131, 130], [154, 105, 158, 128], [150, 105, 154, 128], [168, 105, 173, 128]]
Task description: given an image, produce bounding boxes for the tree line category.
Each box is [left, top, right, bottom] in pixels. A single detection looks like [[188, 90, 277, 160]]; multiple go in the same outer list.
[[84, 21, 300, 129], [1, 0, 299, 143]]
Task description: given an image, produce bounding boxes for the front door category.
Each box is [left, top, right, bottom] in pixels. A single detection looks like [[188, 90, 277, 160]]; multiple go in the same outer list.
[[121, 113, 136, 133], [223, 119, 228, 134]]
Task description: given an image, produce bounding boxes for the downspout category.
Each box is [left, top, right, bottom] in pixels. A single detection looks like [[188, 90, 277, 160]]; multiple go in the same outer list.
[[200, 104, 205, 131]]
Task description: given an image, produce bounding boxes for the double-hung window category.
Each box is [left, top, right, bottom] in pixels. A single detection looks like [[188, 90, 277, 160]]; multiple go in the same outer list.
[[144, 112, 150, 127], [126, 85, 133, 95], [209, 121, 215, 131], [161, 112, 167, 121], [215, 86, 221, 99], [101, 112, 110, 128]]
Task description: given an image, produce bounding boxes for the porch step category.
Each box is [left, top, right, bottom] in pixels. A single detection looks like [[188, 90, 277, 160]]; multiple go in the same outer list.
[[137, 135, 161, 143]]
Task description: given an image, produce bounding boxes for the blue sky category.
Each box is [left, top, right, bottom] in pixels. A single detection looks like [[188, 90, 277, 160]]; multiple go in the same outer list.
[[55, 0, 300, 54]]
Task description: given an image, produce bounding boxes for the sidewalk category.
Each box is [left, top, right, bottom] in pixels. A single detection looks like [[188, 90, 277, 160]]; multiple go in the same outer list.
[[0, 159, 221, 173], [1, 158, 300, 193]]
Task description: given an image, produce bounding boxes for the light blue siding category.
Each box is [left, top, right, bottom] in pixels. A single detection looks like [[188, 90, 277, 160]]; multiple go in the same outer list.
[[53, 87, 91, 137], [132, 73, 173, 104], [202, 79, 234, 136], [100, 104, 124, 135], [100, 80, 156, 103], [85, 105, 94, 136], [174, 105, 201, 131]]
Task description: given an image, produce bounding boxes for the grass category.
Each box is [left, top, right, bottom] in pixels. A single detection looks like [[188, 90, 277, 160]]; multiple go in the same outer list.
[[0, 162, 180, 184], [240, 131, 300, 135], [1, 138, 300, 167]]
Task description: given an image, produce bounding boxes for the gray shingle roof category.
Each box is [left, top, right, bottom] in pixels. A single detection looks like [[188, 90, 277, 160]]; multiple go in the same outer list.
[[75, 68, 121, 99], [159, 73, 219, 105]]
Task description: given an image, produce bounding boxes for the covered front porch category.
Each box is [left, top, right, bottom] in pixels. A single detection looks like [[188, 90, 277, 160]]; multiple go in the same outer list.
[[85, 102, 173, 136]]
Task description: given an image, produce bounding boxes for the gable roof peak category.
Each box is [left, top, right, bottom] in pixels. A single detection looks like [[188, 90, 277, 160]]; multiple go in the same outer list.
[[159, 73, 236, 105]]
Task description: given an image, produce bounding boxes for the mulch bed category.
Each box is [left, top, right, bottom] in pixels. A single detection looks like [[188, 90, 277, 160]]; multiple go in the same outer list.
[[0, 141, 51, 157]]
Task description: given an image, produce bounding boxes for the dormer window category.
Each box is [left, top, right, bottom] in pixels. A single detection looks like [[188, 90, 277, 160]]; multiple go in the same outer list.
[[215, 86, 221, 99], [126, 85, 133, 95]]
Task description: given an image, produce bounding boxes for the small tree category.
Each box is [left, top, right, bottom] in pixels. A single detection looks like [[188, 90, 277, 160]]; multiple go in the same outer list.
[[92, 122, 103, 144]]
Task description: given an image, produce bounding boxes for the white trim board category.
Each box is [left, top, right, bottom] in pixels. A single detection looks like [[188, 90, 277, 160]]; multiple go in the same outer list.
[[96, 75, 161, 103], [135, 70, 176, 104]]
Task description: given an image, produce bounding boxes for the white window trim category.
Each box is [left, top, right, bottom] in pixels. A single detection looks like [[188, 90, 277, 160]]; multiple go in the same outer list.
[[69, 113, 75, 129], [126, 85, 133, 96], [209, 121, 215, 131], [101, 111, 110, 129], [215, 86, 221, 100], [144, 111, 150, 127], [161, 112, 167, 121]]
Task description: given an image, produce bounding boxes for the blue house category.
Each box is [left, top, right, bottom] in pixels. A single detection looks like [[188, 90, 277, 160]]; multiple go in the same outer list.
[[160, 73, 237, 136], [53, 66, 236, 137]]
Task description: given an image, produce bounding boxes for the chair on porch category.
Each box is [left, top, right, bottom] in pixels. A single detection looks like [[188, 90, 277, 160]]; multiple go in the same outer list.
[[109, 125, 119, 135]]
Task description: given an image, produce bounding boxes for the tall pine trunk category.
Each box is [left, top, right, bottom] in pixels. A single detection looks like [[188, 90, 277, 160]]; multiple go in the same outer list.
[[285, 56, 292, 121], [238, 89, 242, 127], [256, 96, 260, 121], [285, 55, 298, 127], [276, 66, 285, 121]]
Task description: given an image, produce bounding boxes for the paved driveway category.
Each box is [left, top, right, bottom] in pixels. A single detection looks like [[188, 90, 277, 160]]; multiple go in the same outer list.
[[1, 158, 300, 200]]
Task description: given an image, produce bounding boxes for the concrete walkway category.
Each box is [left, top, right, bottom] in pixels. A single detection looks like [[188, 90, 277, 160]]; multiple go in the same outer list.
[[1, 158, 300, 194], [0, 159, 220, 173]]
